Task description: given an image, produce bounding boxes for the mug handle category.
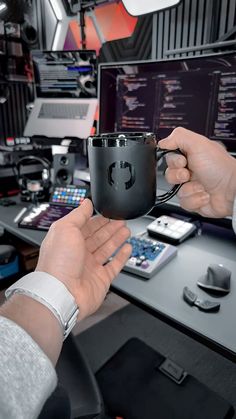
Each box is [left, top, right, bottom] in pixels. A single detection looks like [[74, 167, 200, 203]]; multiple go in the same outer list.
[[155, 148, 186, 205]]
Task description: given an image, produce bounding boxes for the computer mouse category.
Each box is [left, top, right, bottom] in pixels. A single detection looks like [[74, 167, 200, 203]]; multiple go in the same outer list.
[[197, 264, 231, 294]]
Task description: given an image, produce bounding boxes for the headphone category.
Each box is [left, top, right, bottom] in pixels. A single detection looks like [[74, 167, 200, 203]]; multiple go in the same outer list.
[[16, 155, 51, 202], [21, 21, 39, 47]]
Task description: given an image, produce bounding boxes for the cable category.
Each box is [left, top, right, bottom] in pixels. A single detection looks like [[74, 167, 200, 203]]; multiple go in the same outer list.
[[155, 183, 183, 205]]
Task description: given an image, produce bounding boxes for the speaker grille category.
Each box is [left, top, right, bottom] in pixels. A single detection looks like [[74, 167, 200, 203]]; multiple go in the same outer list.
[[53, 154, 75, 186]]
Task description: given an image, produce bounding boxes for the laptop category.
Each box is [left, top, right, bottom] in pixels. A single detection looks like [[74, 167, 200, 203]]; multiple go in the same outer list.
[[24, 50, 98, 139]]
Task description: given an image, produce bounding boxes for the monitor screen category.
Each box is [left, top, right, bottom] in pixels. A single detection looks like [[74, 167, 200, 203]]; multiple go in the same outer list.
[[98, 51, 236, 152], [32, 49, 97, 99]]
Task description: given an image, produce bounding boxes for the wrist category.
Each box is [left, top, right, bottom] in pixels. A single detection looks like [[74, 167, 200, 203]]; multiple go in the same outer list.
[[0, 294, 63, 365], [5, 272, 79, 341]]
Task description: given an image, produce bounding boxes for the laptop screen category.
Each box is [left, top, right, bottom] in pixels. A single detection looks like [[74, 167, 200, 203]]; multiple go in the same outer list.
[[32, 50, 97, 99]]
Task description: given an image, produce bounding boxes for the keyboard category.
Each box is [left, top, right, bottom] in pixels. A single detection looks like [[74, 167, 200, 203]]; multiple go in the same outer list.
[[122, 231, 177, 279], [39, 103, 89, 120]]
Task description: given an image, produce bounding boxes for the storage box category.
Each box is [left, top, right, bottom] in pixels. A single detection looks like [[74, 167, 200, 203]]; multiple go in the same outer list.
[[13, 240, 39, 272]]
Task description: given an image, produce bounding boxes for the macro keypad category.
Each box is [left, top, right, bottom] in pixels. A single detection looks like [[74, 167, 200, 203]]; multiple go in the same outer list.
[[51, 186, 88, 206], [122, 232, 177, 279]]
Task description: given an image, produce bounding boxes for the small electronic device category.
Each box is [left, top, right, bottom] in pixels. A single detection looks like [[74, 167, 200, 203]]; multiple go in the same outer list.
[[183, 286, 220, 312], [197, 264, 231, 294], [122, 231, 177, 279], [18, 185, 89, 231], [147, 215, 197, 244], [0, 198, 16, 206]]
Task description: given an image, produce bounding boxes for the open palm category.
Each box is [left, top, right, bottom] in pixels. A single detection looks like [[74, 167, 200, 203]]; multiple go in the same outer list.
[[36, 199, 132, 320]]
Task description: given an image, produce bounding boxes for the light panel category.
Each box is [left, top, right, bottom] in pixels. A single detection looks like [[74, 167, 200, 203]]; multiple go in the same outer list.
[[0, 2, 7, 13], [121, 0, 181, 16], [49, 0, 63, 20]]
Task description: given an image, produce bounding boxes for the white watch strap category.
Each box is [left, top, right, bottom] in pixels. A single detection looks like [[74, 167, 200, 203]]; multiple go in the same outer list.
[[5, 272, 79, 340]]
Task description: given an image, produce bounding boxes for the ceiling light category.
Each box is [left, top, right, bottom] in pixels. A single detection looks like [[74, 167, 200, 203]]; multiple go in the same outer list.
[[49, 0, 63, 21], [52, 22, 63, 50], [0, 2, 7, 13]]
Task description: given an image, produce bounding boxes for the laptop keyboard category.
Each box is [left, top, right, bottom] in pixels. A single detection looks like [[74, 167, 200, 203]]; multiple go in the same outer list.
[[38, 103, 89, 120]]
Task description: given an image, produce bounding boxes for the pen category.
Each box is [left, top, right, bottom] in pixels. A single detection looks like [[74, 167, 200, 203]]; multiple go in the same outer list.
[[14, 207, 27, 223]]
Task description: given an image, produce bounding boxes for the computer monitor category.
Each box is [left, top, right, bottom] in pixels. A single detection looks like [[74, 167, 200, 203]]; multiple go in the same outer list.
[[98, 51, 236, 153]]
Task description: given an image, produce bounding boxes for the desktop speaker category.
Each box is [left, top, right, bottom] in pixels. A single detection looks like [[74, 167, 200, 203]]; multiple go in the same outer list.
[[53, 154, 75, 186]]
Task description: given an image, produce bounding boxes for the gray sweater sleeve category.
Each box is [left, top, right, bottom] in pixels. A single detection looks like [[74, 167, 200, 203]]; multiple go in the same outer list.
[[0, 316, 57, 419]]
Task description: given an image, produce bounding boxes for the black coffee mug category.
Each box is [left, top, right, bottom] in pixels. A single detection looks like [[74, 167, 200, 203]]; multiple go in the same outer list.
[[87, 132, 184, 219]]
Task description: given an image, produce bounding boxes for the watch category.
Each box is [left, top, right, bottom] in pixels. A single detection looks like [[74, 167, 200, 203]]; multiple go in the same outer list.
[[5, 272, 79, 340]]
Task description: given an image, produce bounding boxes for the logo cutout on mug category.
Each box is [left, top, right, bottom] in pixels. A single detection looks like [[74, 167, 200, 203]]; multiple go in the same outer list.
[[108, 161, 136, 190]]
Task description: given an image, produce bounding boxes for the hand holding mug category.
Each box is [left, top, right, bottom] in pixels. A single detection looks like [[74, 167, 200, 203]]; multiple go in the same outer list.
[[159, 127, 236, 218]]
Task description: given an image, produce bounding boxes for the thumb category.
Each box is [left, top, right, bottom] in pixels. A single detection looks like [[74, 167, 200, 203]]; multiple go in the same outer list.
[[63, 198, 94, 229], [159, 127, 207, 154]]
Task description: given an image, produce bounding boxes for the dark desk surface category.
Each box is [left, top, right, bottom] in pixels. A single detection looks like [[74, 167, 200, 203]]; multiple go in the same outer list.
[[112, 217, 236, 361], [1, 199, 236, 360]]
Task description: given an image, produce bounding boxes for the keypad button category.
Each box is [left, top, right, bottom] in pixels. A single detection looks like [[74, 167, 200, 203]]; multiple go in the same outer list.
[[141, 260, 149, 269], [136, 259, 142, 266], [129, 257, 137, 266]]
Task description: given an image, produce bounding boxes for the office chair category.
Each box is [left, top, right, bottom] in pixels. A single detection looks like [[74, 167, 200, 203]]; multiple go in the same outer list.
[[39, 334, 107, 419]]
